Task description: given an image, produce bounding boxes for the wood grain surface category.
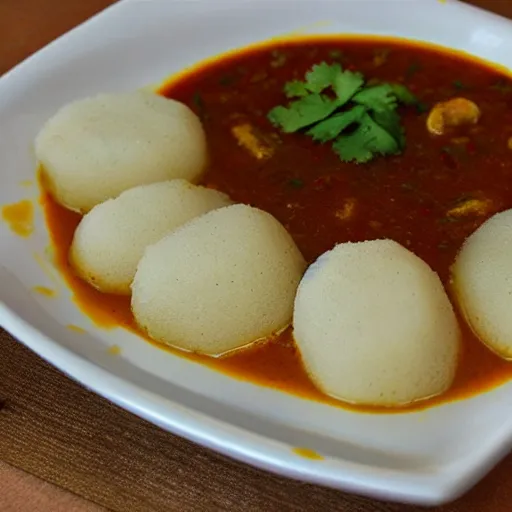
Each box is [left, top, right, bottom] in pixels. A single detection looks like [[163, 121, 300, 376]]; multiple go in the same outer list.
[[2, 1, 512, 511], [0, 460, 105, 512]]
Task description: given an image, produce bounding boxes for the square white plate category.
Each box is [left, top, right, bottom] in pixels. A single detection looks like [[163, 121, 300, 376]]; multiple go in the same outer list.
[[2, 0, 512, 505]]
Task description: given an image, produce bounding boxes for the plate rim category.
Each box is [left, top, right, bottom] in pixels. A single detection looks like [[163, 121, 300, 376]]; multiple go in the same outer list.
[[1, 0, 511, 505]]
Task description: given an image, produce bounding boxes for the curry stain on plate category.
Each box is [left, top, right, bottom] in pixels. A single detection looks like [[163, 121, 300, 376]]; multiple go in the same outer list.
[[33, 250, 62, 286], [1, 199, 34, 237], [107, 344, 122, 356], [38, 181, 131, 330], [67, 324, 87, 334], [19, 179, 34, 187], [32, 285, 56, 298], [292, 447, 324, 460]]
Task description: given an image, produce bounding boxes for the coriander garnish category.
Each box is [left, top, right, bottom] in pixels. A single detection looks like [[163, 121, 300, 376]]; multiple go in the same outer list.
[[268, 62, 419, 163]]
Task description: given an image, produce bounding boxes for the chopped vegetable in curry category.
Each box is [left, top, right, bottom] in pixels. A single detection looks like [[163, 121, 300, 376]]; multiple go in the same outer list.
[[231, 123, 275, 160], [446, 195, 495, 218]]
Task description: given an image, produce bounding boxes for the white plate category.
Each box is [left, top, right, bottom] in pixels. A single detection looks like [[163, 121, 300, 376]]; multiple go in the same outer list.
[[1, 0, 512, 505]]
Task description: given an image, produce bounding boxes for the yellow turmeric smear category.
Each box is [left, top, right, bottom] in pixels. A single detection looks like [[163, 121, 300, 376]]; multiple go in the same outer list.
[[1, 199, 34, 237]]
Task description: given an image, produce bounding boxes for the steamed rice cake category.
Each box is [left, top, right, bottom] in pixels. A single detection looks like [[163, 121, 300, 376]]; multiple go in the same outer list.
[[35, 91, 208, 212], [131, 204, 306, 355], [293, 239, 460, 406], [70, 180, 231, 295], [453, 209, 512, 359]]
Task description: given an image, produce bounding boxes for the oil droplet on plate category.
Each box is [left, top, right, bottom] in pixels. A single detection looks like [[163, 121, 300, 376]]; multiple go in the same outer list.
[[33, 285, 56, 298], [292, 447, 324, 460], [1, 200, 34, 237], [67, 324, 87, 334]]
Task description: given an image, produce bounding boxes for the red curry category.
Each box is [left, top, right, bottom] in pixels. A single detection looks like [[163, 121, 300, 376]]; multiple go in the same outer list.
[[41, 37, 512, 412]]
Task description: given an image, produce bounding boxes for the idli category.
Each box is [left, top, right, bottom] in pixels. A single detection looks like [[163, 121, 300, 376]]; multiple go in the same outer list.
[[293, 239, 460, 407], [131, 204, 306, 355], [36, 91, 208, 212], [453, 209, 512, 359], [70, 180, 231, 295]]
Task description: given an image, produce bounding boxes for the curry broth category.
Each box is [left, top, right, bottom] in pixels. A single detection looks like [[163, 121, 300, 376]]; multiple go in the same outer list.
[[40, 37, 512, 412]]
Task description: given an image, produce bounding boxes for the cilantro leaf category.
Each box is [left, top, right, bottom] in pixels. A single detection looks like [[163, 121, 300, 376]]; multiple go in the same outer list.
[[284, 80, 309, 98], [304, 62, 342, 93], [307, 105, 366, 142], [268, 94, 341, 132], [267, 60, 419, 163], [332, 70, 364, 105], [389, 83, 418, 105], [332, 113, 400, 163], [351, 82, 412, 148], [370, 108, 405, 148], [332, 130, 374, 164], [352, 84, 397, 112]]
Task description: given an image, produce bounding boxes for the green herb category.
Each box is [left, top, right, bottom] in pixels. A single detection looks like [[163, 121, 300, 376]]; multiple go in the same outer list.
[[289, 178, 304, 188], [268, 61, 420, 163], [307, 105, 366, 142], [389, 84, 419, 105], [453, 80, 466, 90], [192, 92, 207, 120], [268, 94, 342, 133], [352, 84, 398, 111], [283, 80, 309, 98], [405, 61, 421, 80], [332, 112, 399, 163]]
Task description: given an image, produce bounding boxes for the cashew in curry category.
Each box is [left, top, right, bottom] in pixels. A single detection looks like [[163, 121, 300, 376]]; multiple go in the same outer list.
[[427, 98, 480, 135]]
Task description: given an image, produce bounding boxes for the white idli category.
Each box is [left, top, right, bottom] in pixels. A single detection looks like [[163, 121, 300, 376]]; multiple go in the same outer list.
[[453, 209, 512, 359], [70, 180, 231, 295], [36, 91, 208, 212], [131, 204, 306, 355], [293, 240, 460, 407]]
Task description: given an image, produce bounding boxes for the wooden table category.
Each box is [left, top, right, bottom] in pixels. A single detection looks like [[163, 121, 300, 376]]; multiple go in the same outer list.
[[1, 1, 512, 510]]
